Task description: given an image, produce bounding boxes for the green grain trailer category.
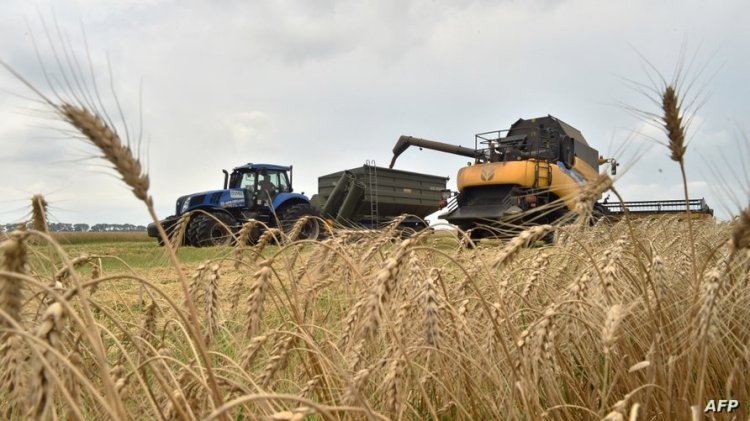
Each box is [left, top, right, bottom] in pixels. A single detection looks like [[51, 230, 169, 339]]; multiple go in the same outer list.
[[312, 163, 449, 231]]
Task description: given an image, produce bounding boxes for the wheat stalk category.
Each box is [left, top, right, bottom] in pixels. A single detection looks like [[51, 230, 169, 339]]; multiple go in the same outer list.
[[658, 84, 700, 299], [423, 268, 441, 349], [287, 216, 311, 242], [140, 300, 159, 348], [574, 173, 613, 223], [363, 239, 413, 339], [342, 368, 371, 406], [521, 251, 549, 299], [730, 208, 750, 255], [260, 333, 296, 389], [233, 219, 260, 269], [204, 263, 220, 345], [383, 356, 404, 417], [602, 304, 625, 356], [492, 225, 553, 269], [254, 229, 281, 261], [246, 260, 273, 339], [240, 334, 270, 371], [54, 253, 93, 287], [696, 268, 721, 343], [170, 211, 193, 248], [0, 232, 30, 414], [30, 194, 49, 233], [30, 302, 66, 419], [0, 231, 27, 328]]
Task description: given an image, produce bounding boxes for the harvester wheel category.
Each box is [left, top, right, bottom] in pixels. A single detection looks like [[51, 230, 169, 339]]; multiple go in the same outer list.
[[279, 203, 321, 241], [187, 212, 237, 247], [592, 203, 609, 224]]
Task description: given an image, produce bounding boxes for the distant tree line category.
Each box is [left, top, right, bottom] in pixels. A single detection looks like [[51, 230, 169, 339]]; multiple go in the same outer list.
[[1, 223, 147, 232]]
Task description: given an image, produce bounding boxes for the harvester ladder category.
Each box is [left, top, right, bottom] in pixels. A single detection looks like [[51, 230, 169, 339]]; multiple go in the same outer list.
[[365, 160, 379, 226], [533, 160, 552, 188]]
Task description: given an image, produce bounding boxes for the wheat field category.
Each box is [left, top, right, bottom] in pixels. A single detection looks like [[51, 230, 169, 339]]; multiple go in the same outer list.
[[1, 205, 749, 420], [2, 27, 750, 421]]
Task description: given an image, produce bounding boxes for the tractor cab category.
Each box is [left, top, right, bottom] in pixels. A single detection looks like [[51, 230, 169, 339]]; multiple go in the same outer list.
[[226, 164, 293, 205]]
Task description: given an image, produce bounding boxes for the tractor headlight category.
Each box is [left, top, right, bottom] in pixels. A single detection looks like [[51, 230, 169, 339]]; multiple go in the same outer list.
[[181, 199, 190, 214]]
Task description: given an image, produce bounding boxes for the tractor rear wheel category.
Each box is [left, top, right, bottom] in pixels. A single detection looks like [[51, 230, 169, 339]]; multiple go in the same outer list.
[[187, 212, 237, 247], [279, 203, 321, 241]]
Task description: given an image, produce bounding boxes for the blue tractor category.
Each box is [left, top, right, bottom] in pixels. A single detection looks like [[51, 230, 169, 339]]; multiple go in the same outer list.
[[147, 163, 320, 247]]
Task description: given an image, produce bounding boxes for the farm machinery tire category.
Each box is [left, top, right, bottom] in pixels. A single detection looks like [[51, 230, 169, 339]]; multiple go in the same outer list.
[[279, 203, 321, 241], [187, 212, 238, 247]]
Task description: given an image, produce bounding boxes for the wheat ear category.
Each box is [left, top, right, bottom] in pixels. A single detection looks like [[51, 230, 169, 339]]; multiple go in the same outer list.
[[492, 225, 553, 269], [204, 263, 220, 345], [0, 231, 27, 327], [730, 207, 750, 255], [61, 104, 150, 202], [574, 173, 613, 222], [246, 260, 273, 339], [662, 85, 686, 162]]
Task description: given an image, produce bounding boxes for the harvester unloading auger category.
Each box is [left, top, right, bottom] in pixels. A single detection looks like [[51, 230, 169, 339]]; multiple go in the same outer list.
[[389, 115, 713, 239]]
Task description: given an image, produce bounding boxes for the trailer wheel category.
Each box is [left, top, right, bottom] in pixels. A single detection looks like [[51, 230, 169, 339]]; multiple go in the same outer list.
[[187, 212, 237, 247], [280, 203, 321, 241]]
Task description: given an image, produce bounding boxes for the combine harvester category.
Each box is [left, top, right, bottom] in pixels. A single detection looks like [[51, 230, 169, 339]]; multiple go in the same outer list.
[[389, 115, 713, 241]]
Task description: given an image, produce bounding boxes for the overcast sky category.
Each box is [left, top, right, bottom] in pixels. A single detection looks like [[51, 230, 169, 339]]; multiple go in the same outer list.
[[1, 0, 748, 226]]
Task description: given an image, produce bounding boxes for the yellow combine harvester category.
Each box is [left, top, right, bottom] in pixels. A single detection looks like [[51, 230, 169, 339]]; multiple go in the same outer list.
[[389, 115, 712, 239]]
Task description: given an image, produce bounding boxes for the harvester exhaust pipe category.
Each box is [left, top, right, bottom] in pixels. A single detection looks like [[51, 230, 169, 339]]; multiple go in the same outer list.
[[389, 135, 483, 168]]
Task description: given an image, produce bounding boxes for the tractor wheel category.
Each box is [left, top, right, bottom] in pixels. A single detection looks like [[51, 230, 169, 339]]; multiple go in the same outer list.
[[279, 203, 321, 241], [186, 212, 238, 247]]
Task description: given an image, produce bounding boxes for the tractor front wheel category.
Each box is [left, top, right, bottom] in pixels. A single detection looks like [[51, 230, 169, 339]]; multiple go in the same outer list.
[[279, 203, 321, 241], [187, 212, 238, 247]]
